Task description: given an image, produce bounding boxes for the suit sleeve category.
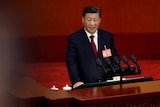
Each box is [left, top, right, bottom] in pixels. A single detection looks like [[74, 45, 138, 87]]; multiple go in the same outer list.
[[110, 34, 119, 57], [66, 36, 81, 85]]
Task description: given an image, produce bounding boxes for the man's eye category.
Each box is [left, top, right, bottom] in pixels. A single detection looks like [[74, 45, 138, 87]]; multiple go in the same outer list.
[[86, 18, 91, 21], [94, 19, 98, 21]]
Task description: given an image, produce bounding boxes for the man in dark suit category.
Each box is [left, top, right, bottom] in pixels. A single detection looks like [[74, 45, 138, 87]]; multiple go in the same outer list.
[[66, 6, 119, 89]]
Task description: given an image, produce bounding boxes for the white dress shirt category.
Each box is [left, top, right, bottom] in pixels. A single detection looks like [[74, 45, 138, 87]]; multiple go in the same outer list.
[[84, 28, 98, 51]]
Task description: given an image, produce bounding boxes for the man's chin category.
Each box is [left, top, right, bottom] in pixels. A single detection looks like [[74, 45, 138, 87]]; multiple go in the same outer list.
[[88, 29, 96, 34]]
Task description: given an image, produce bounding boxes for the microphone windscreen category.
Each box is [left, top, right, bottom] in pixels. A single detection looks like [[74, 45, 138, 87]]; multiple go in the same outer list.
[[130, 55, 137, 63], [113, 56, 119, 64], [121, 55, 128, 63], [105, 58, 111, 64], [96, 58, 102, 66]]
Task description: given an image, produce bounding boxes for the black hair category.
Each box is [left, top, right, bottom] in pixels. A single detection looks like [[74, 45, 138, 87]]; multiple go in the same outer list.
[[82, 6, 101, 17]]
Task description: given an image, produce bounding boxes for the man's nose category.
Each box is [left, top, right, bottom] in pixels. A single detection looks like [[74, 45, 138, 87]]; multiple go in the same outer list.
[[90, 20, 95, 26]]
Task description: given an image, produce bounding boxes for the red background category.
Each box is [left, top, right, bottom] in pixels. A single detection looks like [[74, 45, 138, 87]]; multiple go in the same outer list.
[[8, 0, 160, 62]]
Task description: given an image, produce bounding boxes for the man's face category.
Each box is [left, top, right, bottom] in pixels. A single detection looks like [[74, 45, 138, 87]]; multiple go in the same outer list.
[[82, 13, 101, 34]]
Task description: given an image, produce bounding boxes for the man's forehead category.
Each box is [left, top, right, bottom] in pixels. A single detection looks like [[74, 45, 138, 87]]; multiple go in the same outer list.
[[84, 13, 100, 17]]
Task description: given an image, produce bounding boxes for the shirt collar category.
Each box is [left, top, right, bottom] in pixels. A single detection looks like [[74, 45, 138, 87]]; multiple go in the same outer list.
[[84, 28, 98, 38]]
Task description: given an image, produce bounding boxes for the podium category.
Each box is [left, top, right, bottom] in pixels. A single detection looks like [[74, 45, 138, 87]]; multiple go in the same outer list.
[[76, 76, 153, 89], [7, 77, 160, 107]]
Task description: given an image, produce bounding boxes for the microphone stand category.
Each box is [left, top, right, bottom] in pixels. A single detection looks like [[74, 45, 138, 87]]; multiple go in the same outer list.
[[117, 64, 124, 84], [113, 56, 124, 84], [130, 55, 142, 74]]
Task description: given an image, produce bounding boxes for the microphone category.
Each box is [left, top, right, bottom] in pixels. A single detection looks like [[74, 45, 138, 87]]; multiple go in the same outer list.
[[96, 58, 107, 74], [121, 55, 135, 72], [113, 56, 124, 72], [104, 57, 116, 73], [121, 55, 131, 68], [113, 56, 124, 83], [130, 55, 141, 73]]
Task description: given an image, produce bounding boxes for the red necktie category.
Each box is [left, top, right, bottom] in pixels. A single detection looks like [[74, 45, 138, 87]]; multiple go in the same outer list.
[[90, 35, 98, 57]]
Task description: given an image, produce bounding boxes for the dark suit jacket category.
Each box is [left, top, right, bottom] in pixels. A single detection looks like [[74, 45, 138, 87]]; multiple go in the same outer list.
[[66, 28, 119, 85]]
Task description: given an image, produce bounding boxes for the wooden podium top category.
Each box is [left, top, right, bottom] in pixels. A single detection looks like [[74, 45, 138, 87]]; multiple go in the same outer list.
[[7, 77, 160, 106]]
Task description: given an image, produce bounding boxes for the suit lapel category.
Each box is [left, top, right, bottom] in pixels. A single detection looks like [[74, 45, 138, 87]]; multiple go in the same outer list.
[[81, 28, 97, 58], [97, 30, 106, 58]]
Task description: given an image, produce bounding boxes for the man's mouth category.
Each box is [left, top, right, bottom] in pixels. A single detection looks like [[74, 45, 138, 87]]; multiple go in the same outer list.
[[89, 27, 96, 30]]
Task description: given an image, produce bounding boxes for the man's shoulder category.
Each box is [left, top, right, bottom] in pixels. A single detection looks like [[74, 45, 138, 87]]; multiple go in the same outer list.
[[70, 28, 84, 34], [68, 28, 84, 38]]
